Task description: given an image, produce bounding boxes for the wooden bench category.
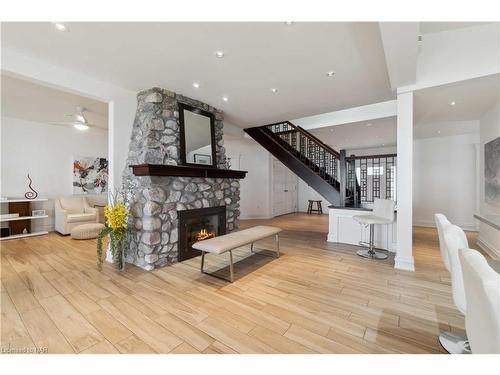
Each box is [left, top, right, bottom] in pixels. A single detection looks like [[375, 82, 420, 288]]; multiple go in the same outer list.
[[192, 225, 282, 282]]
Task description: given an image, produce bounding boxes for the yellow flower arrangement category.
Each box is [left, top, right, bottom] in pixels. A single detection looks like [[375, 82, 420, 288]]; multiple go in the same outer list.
[[97, 196, 130, 271], [104, 202, 128, 229]]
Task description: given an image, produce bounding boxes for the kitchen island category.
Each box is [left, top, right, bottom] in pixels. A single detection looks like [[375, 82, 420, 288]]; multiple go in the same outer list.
[[327, 205, 397, 253]]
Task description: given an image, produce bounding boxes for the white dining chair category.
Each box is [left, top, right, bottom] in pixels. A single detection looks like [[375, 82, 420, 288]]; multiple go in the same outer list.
[[459, 248, 500, 354], [439, 224, 470, 354], [434, 213, 452, 271]]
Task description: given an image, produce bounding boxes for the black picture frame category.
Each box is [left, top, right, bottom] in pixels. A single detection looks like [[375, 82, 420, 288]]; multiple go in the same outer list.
[[178, 102, 217, 168], [193, 154, 212, 165]]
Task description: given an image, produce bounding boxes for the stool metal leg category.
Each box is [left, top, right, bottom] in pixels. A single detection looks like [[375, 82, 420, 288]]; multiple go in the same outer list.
[[439, 331, 471, 354], [357, 224, 388, 260]]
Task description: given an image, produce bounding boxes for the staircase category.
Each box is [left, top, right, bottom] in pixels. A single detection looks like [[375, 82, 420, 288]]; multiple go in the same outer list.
[[244, 121, 358, 206]]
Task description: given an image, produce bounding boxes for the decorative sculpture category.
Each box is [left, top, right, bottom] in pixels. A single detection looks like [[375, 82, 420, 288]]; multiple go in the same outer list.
[[24, 174, 38, 200]]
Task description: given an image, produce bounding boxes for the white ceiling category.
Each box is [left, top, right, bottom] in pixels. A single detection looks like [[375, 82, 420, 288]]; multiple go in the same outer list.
[[310, 117, 397, 150], [309, 73, 499, 150], [1, 22, 394, 126], [1, 74, 108, 129], [414, 73, 499, 125]]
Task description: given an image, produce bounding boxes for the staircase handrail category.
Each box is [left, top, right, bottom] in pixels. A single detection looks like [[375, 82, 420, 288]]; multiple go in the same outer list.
[[262, 121, 340, 158]]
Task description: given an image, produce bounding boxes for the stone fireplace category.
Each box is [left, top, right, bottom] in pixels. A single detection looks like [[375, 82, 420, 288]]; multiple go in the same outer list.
[[178, 206, 226, 261], [121, 87, 245, 270]]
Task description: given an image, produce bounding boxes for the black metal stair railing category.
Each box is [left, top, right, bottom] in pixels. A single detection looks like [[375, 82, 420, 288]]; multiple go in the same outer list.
[[346, 154, 397, 205], [262, 121, 340, 187]]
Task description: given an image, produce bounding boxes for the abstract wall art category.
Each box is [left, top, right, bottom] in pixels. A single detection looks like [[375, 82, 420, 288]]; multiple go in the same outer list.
[[485, 136, 500, 207], [73, 157, 108, 194]]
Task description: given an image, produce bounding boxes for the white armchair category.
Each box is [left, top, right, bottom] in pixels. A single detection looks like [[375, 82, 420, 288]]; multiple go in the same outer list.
[[55, 196, 98, 235]]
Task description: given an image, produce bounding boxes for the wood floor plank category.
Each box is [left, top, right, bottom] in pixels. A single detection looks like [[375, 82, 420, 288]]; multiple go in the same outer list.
[[38, 294, 104, 353], [85, 309, 133, 344], [248, 325, 317, 353], [20, 307, 74, 353], [284, 324, 357, 354], [115, 334, 157, 354], [196, 317, 279, 354], [155, 312, 214, 352], [0, 292, 36, 351], [1, 215, 477, 354], [65, 291, 101, 315], [202, 340, 238, 354], [81, 340, 119, 354], [170, 342, 200, 354], [98, 296, 183, 353]]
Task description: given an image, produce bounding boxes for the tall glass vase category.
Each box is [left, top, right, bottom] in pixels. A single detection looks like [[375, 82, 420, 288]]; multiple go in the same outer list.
[[110, 230, 125, 271]]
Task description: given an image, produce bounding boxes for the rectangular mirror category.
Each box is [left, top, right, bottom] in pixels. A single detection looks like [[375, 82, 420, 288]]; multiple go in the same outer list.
[[179, 103, 216, 167]]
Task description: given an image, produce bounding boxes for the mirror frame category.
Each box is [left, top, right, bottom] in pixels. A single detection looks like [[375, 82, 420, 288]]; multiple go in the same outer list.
[[178, 103, 217, 168]]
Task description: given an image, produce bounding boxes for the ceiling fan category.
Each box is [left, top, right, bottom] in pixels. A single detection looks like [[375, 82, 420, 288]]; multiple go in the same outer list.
[[55, 106, 97, 130]]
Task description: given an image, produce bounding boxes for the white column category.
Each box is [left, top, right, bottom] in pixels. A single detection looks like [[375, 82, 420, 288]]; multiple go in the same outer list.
[[395, 91, 415, 271]]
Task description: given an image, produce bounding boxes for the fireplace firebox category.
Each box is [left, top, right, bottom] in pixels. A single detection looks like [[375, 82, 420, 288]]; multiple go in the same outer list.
[[178, 206, 226, 261]]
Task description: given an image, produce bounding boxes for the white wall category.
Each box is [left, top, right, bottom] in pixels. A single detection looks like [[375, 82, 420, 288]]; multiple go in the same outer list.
[[223, 135, 273, 219], [1, 116, 108, 231], [297, 180, 328, 213], [2, 48, 137, 193], [413, 132, 479, 230], [478, 98, 500, 257]]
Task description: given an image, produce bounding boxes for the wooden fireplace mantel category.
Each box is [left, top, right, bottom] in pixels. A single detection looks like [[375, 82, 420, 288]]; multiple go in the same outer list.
[[131, 164, 247, 179]]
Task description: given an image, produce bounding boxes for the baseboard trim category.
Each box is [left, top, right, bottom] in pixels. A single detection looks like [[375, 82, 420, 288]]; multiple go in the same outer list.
[[476, 237, 500, 259], [394, 255, 415, 272], [239, 215, 274, 220], [413, 220, 478, 232]]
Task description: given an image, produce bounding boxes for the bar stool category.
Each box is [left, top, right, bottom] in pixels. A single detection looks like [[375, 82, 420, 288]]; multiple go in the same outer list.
[[307, 200, 323, 214], [459, 248, 500, 354], [353, 198, 395, 260]]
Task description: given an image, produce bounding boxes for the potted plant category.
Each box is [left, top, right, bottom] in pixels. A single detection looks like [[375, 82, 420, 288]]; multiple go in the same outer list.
[[96, 193, 129, 271]]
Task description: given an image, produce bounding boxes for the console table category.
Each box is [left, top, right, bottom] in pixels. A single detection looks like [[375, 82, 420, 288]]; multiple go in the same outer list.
[[0, 198, 48, 241]]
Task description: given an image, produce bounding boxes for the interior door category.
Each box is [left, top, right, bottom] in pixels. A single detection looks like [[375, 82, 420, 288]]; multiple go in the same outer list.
[[273, 158, 298, 216], [273, 158, 287, 216]]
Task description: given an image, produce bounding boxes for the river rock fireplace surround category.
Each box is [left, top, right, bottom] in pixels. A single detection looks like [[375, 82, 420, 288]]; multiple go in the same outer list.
[[122, 87, 247, 270]]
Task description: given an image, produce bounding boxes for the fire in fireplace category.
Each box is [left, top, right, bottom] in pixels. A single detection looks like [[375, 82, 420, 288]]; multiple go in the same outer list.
[[195, 228, 216, 241], [178, 206, 226, 261]]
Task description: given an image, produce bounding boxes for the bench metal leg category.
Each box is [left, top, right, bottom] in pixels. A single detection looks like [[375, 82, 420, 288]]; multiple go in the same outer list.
[[199, 234, 281, 283], [249, 234, 280, 258], [229, 250, 234, 282], [200, 250, 235, 283]]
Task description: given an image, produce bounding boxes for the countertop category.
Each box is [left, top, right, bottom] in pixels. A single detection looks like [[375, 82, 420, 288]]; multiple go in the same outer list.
[[329, 205, 397, 212], [474, 213, 500, 231]]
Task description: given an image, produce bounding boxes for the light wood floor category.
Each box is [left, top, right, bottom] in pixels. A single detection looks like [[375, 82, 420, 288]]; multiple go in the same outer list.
[[1, 213, 479, 354]]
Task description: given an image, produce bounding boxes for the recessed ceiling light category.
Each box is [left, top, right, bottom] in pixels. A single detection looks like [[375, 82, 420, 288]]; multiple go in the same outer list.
[[192, 82, 200, 88], [73, 123, 89, 131], [270, 88, 278, 93], [382, 143, 385, 146], [450, 101, 456, 106], [437, 130, 441, 134], [215, 51, 225, 58], [53, 22, 68, 32], [326, 71, 335, 77], [366, 123, 372, 127], [222, 96, 229, 102]]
